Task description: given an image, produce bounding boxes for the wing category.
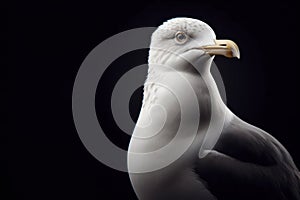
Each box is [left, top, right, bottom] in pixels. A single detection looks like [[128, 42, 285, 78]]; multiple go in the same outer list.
[[194, 117, 300, 200]]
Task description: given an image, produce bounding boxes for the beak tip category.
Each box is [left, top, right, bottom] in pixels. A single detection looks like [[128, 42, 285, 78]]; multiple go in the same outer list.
[[232, 48, 240, 59]]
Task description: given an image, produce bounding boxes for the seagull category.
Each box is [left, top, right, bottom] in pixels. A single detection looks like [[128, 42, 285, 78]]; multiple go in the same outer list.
[[127, 17, 300, 200]]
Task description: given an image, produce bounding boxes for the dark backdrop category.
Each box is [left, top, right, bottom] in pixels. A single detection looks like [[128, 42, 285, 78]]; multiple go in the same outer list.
[[7, 0, 299, 199]]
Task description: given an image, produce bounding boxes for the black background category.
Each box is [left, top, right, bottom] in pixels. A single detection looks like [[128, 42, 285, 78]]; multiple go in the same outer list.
[[7, 0, 300, 199]]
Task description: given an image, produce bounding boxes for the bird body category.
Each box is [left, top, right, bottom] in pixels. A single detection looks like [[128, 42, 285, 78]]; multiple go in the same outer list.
[[128, 18, 300, 200]]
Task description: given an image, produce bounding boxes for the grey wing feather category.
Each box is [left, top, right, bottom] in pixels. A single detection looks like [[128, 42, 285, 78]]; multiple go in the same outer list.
[[194, 117, 300, 200]]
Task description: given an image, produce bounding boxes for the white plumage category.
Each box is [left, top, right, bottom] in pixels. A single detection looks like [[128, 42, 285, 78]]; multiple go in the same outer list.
[[128, 18, 300, 200]]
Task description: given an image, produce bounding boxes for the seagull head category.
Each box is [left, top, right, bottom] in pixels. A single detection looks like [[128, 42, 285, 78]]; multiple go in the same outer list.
[[149, 17, 240, 67]]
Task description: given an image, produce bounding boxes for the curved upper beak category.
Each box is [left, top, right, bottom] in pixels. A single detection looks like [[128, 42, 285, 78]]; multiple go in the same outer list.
[[202, 39, 240, 59]]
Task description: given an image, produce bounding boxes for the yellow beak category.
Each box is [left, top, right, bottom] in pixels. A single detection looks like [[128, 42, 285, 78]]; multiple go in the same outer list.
[[202, 39, 240, 59]]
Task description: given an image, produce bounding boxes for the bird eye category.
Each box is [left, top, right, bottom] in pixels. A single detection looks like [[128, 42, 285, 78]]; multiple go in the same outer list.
[[175, 31, 188, 44]]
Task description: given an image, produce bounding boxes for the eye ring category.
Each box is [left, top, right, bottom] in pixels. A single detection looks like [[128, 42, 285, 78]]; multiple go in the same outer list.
[[175, 31, 188, 44]]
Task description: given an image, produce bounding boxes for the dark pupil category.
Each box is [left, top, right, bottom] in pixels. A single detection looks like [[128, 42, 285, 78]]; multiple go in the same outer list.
[[178, 33, 185, 40]]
